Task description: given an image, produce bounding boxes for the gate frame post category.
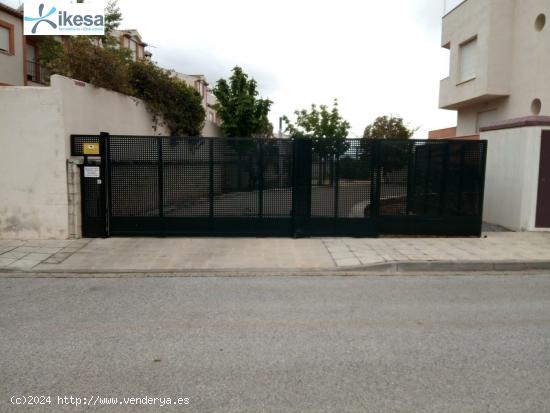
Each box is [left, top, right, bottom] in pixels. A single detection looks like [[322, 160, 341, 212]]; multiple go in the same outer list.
[[369, 140, 382, 219], [258, 139, 264, 218], [209, 138, 214, 221], [291, 138, 312, 238], [477, 140, 488, 237], [157, 136, 165, 236], [406, 141, 415, 215], [334, 153, 340, 219], [439, 141, 450, 215], [99, 131, 110, 238]]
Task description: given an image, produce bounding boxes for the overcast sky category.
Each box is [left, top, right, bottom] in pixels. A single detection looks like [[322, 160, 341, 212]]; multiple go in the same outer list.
[[9, 0, 457, 137]]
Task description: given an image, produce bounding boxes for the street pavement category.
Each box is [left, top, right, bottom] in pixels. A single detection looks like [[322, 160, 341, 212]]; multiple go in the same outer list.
[[1, 273, 549, 412]]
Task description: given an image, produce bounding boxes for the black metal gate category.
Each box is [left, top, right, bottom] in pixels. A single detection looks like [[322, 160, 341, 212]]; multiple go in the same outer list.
[[72, 134, 487, 238]]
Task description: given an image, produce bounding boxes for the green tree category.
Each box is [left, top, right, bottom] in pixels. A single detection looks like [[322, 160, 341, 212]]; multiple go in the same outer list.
[[362, 115, 416, 140], [283, 99, 351, 184], [213, 67, 272, 190], [37, 0, 131, 77], [213, 66, 272, 138], [362, 115, 417, 181]]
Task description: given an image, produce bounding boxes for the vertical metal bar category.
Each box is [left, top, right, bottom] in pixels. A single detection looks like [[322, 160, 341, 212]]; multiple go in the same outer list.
[[291, 139, 312, 237], [258, 140, 264, 218], [334, 154, 340, 218], [406, 141, 415, 215], [368, 141, 377, 218], [209, 138, 214, 219], [370, 140, 382, 218], [157, 137, 164, 219], [457, 143, 466, 215], [99, 132, 110, 237], [477, 141, 488, 237], [79, 164, 87, 237], [423, 144, 432, 215], [291, 139, 298, 235], [439, 141, 450, 215]]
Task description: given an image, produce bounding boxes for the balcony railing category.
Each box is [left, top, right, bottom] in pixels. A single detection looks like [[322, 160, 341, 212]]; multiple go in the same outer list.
[[26, 60, 50, 85]]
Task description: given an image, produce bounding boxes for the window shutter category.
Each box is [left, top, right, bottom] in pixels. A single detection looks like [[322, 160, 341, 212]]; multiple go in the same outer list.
[[0, 27, 9, 52], [459, 38, 477, 82]]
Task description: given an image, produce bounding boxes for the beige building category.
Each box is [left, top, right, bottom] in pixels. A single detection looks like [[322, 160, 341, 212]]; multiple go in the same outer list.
[[111, 29, 152, 61], [438, 0, 550, 231], [173, 72, 221, 125], [439, 0, 550, 136], [171, 71, 223, 136], [0, 1, 151, 86], [0, 2, 49, 86]]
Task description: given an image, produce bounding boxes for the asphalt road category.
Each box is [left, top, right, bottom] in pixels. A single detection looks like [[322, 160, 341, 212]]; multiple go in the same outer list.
[[1, 274, 549, 412]]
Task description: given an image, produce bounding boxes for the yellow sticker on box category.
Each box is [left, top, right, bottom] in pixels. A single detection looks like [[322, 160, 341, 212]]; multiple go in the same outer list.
[[83, 143, 100, 155]]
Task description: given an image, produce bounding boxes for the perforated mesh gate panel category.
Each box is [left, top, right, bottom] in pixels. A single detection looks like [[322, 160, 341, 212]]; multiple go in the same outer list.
[[73, 135, 487, 237]]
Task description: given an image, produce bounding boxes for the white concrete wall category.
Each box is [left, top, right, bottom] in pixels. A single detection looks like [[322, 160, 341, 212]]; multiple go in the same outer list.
[[0, 85, 68, 238], [482, 126, 545, 231], [0, 75, 168, 239], [54, 75, 168, 155]]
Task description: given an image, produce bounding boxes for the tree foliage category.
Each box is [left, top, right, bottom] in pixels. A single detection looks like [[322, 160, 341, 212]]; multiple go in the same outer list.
[[283, 99, 351, 157], [34, 0, 205, 136], [129, 61, 205, 136], [213, 67, 272, 138], [362, 115, 417, 179], [60, 37, 133, 94], [362, 115, 417, 140]]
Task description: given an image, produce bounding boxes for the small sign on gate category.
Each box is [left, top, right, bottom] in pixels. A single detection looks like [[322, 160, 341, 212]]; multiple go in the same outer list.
[[83, 143, 100, 155], [84, 166, 100, 178]]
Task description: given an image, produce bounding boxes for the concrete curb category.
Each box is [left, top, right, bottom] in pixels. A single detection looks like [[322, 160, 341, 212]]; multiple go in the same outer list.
[[1, 260, 550, 277]]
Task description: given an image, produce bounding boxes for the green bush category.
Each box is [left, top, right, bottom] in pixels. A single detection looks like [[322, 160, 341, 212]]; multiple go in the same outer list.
[[128, 61, 205, 136], [38, 37, 205, 135]]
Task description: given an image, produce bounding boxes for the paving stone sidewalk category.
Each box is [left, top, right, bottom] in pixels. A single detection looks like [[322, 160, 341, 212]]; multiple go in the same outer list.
[[1, 231, 549, 273], [0, 239, 92, 270]]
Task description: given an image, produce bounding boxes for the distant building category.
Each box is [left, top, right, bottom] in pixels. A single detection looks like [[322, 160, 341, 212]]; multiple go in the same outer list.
[[0, 1, 151, 86], [111, 29, 152, 61], [172, 71, 221, 127], [0, 2, 49, 86], [428, 127, 457, 140]]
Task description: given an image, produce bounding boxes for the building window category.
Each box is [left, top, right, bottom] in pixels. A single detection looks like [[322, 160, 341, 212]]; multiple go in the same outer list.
[[196, 81, 204, 97], [459, 37, 477, 83], [0, 21, 14, 54], [128, 39, 137, 60]]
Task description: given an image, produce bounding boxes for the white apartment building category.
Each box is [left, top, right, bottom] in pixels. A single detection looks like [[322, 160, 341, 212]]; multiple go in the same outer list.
[[439, 0, 550, 135], [438, 0, 550, 231]]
